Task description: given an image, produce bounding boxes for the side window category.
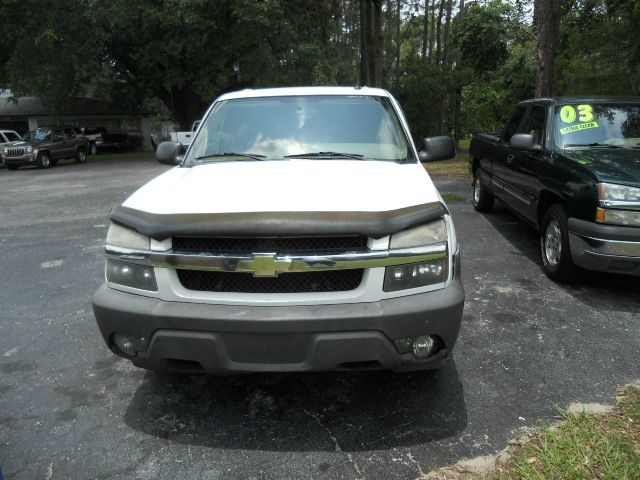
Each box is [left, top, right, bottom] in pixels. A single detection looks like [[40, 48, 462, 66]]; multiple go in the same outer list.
[[64, 128, 75, 137], [519, 106, 546, 146], [53, 130, 65, 142], [502, 106, 527, 142]]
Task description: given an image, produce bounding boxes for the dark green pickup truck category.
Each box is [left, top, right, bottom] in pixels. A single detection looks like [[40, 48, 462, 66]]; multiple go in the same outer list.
[[469, 97, 640, 281]]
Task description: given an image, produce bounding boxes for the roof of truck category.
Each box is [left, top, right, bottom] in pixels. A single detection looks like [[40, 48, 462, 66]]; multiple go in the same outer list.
[[217, 86, 391, 101]]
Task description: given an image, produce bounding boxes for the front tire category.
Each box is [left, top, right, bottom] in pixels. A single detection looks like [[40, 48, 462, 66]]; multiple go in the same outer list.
[[75, 148, 87, 164], [6, 164, 18, 171], [540, 204, 576, 282], [472, 168, 494, 212], [89, 142, 97, 155], [37, 152, 51, 169]]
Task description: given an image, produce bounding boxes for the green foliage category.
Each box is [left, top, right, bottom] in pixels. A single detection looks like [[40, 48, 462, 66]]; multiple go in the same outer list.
[[453, 1, 510, 74], [0, 0, 638, 138]]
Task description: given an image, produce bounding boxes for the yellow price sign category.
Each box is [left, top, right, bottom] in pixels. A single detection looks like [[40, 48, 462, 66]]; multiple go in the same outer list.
[[560, 104, 595, 124]]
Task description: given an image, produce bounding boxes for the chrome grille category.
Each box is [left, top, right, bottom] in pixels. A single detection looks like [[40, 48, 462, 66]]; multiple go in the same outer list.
[[7, 147, 26, 156], [177, 269, 364, 293]]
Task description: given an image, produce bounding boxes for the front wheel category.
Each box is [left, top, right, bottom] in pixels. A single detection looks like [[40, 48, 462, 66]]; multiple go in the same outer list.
[[472, 168, 494, 212], [89, 142, 97, 155], [6, 164, 18, 171], [75, 148, 87, 164], [37, 152, 51, 169], [540, 204, 576, 282]]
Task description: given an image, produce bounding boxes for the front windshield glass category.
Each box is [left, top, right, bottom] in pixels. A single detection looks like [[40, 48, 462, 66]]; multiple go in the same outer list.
[[554, 103, 640, 149], [22, 129, 52, 142], [187, 95, 413, 163]]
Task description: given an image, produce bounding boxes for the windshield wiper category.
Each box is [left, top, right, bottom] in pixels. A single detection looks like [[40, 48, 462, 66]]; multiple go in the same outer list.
[[564, 143, 623, 149], [284, 151, 365, 160], [194, 152, 266, 161]]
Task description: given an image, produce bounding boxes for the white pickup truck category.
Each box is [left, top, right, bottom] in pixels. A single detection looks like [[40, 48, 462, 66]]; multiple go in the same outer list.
[[92, 86, 464, 374], [169, 120, 201, 146]]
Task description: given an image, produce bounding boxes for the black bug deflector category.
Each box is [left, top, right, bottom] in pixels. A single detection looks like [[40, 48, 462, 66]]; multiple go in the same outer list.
[[109, 202, 449, 240]]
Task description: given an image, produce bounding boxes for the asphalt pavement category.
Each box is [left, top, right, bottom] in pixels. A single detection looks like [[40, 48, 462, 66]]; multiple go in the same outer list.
[[1, 157, 638, 479]]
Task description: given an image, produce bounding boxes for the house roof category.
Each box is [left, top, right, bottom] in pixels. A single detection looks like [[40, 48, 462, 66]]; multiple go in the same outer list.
[[0, 96, 152, 116]]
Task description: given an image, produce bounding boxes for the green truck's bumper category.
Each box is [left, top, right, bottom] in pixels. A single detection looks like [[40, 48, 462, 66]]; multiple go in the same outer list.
[[569, 218, 640, 276]]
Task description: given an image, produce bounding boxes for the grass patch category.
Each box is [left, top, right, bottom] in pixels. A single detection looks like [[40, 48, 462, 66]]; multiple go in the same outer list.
[[442, 193, 465, 202], [497, 385, 640, 480], [423, 150, 471, 182]]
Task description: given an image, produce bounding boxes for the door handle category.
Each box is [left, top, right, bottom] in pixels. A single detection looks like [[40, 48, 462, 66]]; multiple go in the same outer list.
[[506, 154, 514, 164]]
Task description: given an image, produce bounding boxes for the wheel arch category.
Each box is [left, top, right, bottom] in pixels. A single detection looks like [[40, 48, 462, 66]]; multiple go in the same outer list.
[[537, 190, 565, 229]]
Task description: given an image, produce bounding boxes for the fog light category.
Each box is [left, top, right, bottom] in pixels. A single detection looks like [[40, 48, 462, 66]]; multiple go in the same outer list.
[[412, 335, 436, 359], [112, 333, 147, 357]]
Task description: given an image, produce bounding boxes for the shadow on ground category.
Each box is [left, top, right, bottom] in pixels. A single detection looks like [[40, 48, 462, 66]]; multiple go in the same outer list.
[[124, 360, 467, 452], [483, 200, 640, 313]]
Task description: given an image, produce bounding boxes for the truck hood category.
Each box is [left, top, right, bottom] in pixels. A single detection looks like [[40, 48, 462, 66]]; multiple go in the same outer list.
[[123, 160, 440, 214], [562, 148, 640, 187]]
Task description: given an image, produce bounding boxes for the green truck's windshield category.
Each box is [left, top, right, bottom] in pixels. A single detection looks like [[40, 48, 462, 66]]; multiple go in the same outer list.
[[187, 95, 413, 163], [554, 103, 640, 149]]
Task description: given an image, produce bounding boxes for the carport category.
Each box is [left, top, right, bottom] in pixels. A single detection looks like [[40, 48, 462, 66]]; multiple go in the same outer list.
[[0, 95, 156, 150]]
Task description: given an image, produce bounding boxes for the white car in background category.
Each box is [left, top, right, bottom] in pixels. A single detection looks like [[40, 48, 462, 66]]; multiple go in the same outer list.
[[0, 130, 22, 164], [0, 129, 21, 144]]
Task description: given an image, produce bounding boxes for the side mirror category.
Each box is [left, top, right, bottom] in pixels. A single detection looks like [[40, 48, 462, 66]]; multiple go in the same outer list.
[[419, 135, 456, 162], [156, 141, 183, 165], [510, 133, 541, 151]]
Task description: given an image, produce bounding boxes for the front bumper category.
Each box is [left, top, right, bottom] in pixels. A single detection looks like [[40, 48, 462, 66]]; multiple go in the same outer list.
[[92, 259, 464, 374], [569, 218, 640, 276], [3, 154, 37, 166]]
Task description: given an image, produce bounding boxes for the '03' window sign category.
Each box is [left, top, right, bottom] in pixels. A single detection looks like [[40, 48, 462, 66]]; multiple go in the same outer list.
[[559, 104, 599, 134]]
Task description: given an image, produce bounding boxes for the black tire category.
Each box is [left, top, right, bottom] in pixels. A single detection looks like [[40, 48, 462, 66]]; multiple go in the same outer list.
[[472, 168, 494, 212], [37, 151, 51, 169], [75, 148, 87, 164], [89, 142, 97, 155], [6, 164, 18, 171], [540, 203, 576, 282]]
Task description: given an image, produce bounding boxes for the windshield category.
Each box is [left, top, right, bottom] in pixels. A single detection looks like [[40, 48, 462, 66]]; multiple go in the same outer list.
[[187, 95, 414, 164], [22, 129, 52, 142], [554, 103, 640, 149]]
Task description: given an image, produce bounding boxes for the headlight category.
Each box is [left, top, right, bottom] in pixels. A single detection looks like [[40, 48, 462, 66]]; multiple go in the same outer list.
[[385, 219, 449, 291], [106, 259, 157, 291], [383, 258, 449, 292], [597, 183, 640, 226], [106, 223, 150, 250], [596, 208, 640, 227], [598, 183, 640, 202], [1, 146, 6, 155], [26, 145, 33, 153], [389, 219, 447, 249]]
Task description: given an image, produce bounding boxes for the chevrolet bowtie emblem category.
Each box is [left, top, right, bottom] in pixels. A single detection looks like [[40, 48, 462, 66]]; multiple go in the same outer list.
[[248, 253, 292, 277]]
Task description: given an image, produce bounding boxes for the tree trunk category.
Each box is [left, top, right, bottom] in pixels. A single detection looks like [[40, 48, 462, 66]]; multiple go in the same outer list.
[[435, 0, 444, 65], [453, 0, 465, 149], [441, 0, 453, 67], [533, 0, 561, 97], [428, 0, 436, 63], [395, 0, 401, 70], [360, 0, 370, 85], [422, 0, 429, 58], [359, 0, 383, 86]]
